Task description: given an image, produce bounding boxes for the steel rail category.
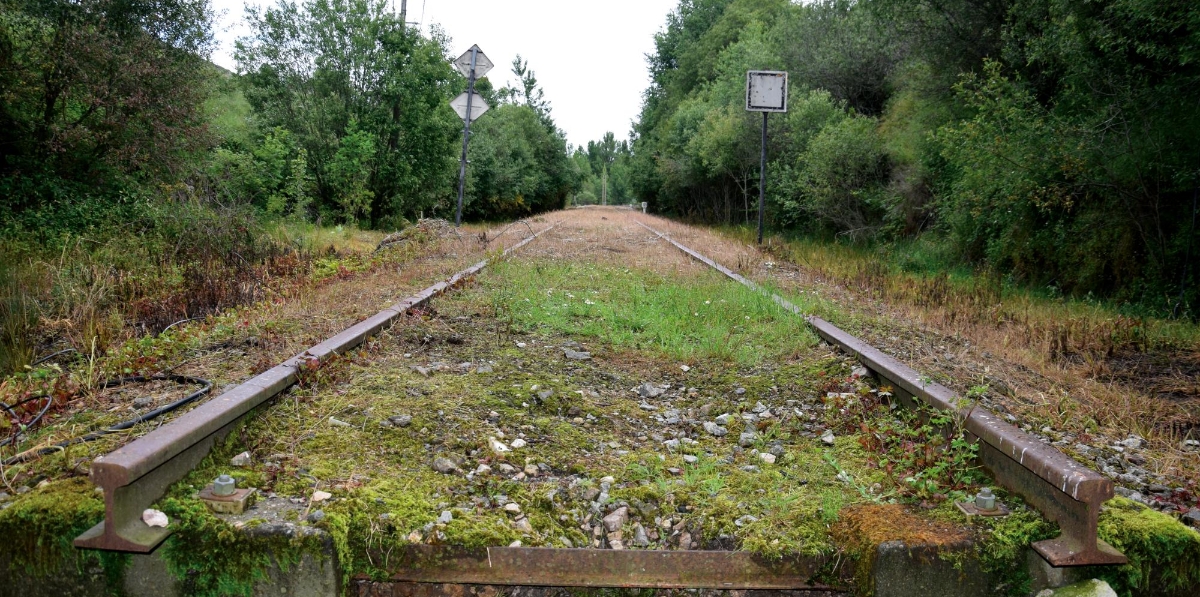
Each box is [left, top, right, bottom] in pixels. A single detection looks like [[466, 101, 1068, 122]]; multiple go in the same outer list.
[[74, 224, 556, 553], [381, 545, 829, 589], [636, 220, 1126, 567]]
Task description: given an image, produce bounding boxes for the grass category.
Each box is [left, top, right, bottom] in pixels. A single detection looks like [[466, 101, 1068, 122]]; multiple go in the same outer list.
[[747, 230, 1200, 355], [485, 260, 819, 366], [136, 251, 895, 585]]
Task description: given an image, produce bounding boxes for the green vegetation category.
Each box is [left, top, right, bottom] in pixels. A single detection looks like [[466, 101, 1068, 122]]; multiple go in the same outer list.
[[1093, 498, 1200, 597], [628, 0, 1200, 316], [0, 0, 581, 377], [484, 260, 818, 365], [0, 478, 128, 592]]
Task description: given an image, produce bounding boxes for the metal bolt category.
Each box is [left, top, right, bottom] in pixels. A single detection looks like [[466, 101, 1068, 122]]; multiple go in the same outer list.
[[212, 474, 236, 497], [975, 487, 996, 511]]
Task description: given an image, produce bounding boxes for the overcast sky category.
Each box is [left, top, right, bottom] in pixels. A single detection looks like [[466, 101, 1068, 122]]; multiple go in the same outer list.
[[209, 0, 679, 148]]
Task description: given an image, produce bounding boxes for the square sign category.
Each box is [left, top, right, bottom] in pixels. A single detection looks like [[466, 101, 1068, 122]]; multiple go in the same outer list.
[[746, 70, 787, 112]]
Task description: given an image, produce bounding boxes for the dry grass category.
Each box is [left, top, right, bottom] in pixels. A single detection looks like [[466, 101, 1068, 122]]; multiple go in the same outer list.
[[0, 219, 535, 485], [690, 227, 1200, 497]]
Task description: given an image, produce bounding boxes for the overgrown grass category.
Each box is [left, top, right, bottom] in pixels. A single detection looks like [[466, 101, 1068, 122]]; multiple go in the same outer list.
[[484, 260, 819, 366], [731, 227, 1200, 356]]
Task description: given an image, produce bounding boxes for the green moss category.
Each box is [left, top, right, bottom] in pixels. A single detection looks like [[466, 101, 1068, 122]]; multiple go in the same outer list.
[[970, 503, 1057, 596], [0, 478, 129, 593], [1088, 497, 1200, 596], [158, 497, 319, 597]]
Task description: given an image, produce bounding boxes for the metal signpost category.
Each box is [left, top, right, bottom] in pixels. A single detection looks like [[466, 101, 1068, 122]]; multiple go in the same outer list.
[[452, 45, 494, 226], [745, 70, 787, 244]]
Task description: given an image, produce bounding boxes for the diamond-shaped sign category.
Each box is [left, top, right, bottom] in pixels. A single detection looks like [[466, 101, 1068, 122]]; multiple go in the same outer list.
[[450, 92, 489, 122], [454, 45, 493, 79]]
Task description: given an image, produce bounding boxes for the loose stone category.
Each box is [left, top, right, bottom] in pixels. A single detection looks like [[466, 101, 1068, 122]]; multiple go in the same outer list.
[[603, 506, 630, 532], [230, 451, 252, 467], [142, 509, 169, 528], [432, 457, 458, 474], [821, 429, 836, 445], [739, 432, 757, 447], [703, 422, 728, 437]]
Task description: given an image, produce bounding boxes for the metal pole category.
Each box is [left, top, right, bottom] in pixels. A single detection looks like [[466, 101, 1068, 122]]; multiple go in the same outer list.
[[455, 47, 477, 227], [757, 111, 767, 245], [400, 0, 407, 24]]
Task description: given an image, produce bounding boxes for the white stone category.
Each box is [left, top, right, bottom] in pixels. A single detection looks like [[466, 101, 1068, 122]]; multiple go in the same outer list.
[[489, 437, 511, 453], [230, 451, 252, 467], [311, 490, 332, 502], [1035, 579, 1117, 597], [759, 453, 777, 464], [821, 430, 836, 445], [510, 438, 527, 449], [142, 509, 169, 528], [504, 502, 522, 514]]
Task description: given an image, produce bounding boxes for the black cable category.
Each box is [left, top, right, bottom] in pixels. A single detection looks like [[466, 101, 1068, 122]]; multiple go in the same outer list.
[[1, 374, 211, 464], [31, 348, 78, 366]]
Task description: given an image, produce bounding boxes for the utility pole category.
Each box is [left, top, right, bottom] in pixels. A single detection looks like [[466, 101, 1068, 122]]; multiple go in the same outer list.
[[602, 165, 608, 206], [400, 0, 406, 24]]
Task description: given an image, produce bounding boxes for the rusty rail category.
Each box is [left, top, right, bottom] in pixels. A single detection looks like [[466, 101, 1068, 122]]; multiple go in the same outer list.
[[636, 221, 1126, 567], [382, 546, 828, 589], [75, 224, 555, 553]]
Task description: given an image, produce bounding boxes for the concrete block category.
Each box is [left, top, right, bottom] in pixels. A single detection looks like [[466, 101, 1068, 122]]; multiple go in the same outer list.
[[873, 541, 989, 597]]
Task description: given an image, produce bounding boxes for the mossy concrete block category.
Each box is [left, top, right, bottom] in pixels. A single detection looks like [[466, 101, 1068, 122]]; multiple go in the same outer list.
[[1035, 579, 1118, 597], [872, 541, 989, 597], [1027, 548, 1085, 593]]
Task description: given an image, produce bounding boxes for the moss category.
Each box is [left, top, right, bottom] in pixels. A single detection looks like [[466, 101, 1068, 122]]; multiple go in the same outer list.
[[1086, 497, 1200, 597], [831, 503, 974, 595], [970, 503, 1057, 596], [158, 497, 320, 597], [0, 477, 129, 593]]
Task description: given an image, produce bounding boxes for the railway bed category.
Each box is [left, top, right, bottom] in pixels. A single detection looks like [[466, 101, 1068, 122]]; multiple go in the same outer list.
[[3, 208, 1196, 597]]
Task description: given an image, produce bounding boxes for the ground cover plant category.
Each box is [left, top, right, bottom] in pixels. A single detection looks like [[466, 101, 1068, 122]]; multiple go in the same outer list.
[[1, 208, 1197, 597]]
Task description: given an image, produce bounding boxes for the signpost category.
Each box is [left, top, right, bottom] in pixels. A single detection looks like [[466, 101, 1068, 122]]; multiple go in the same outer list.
[[452, 45, 493, 227], [745, 70, 787, 244]]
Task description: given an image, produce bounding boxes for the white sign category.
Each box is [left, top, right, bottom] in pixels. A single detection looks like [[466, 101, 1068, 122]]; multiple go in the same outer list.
[[746, 70, 788, 113], [450, 92, 490, 122], [454, 45, 494, 79]]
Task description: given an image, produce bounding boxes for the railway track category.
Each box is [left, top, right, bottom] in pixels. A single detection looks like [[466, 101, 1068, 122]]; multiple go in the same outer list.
[[53, 209, 1137, 595]]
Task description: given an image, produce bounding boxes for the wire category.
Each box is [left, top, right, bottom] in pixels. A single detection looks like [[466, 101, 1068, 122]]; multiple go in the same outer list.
[[2, 374, 212, 465], [31, 348, 78, 366]]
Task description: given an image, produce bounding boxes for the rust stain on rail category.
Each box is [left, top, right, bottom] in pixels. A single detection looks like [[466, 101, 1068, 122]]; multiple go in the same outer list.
[[636, 220, 1126, 568], [381, 546, 830, 589]]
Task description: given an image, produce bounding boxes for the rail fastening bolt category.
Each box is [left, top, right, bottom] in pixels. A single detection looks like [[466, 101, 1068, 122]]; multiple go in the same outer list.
[[213, 474, 236, 497], [975, 487, 996, 511]]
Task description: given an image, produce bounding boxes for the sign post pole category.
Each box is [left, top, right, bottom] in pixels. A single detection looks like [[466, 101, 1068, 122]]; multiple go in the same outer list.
[[450, 45, 493, 227], [758, 111, 767, 245], [745, 70, 788, 245], [454, 47, 478, 227]]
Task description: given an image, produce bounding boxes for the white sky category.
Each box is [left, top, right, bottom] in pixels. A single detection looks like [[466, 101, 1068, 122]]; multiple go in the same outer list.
[[209, 0, 679, 148]]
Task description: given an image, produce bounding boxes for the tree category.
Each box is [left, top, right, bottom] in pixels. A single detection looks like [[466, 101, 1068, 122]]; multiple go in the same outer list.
[[0, 0, 216, 211], [236, 0, 461, 227]]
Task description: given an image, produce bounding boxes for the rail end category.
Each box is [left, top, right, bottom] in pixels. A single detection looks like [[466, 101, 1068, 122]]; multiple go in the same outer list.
[[1033, 536, 1128, 567]]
